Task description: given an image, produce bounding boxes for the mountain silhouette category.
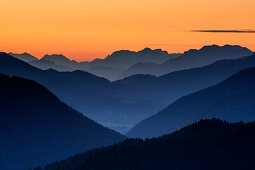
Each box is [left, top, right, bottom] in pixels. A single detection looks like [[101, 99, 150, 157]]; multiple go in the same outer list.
[[41, 119, 255, 170], [41, 54, 78, 69], [29, 59, 74, 71], [9, 45, 253, 81], [80, 48, 180, 80], [1, 52, 255, 133], [127, 66, 255, 138], [9, 52, 75, 71], [9, 52, 38, 62], [9, 48, 180, 81], [87, 48, 180, 69], [119, 45, 253, 78], [0, 73, 124, 170]]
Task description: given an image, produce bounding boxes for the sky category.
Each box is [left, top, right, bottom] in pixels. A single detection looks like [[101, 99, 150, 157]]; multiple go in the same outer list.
[[0, 0, 255, 61]]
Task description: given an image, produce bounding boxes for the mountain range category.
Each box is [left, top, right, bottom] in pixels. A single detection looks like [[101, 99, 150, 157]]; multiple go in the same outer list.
[[29, 59, 74, 71], [85, 48, 180, 69], [3, 44, 255, 170], [41, 119, 255, 170], [10, 48, 180, 80], [10, 45, 253, 81], [119, 45, 253, 78], [2, 51, 255, 133], [0, 73, 124, 170], [127, 66, 255, 138]]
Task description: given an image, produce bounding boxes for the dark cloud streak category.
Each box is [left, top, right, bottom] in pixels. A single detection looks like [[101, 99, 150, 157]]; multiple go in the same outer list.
[[192, 29, 255, 33], [147, 44, 169, 46]]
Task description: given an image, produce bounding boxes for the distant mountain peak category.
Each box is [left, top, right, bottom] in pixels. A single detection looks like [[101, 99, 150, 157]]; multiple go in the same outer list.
[[140, 47, 163, 52], [9, 52, 38, 62], [138, 48, 169, 56], [43, 54, 71, 62], [198, 44, 250, 52], [9, 52, 32, 56], [41, 54, 78, 69], [175, 44, 253, 62], [107, 48, 171, 58], [140, 47, 153, 52], [107, 50, 135, 58]]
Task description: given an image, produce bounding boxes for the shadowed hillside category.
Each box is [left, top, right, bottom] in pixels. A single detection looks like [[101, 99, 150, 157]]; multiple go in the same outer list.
[[0, 73, 124, 170], [40, 119, 255, 170], [127, 66, 255, 138]]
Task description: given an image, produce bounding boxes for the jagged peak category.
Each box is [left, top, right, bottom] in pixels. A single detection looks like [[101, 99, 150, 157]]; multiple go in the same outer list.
[[43, 54, 70, 60]]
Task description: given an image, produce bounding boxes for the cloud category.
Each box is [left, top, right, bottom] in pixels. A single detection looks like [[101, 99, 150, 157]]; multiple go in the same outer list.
[[191, 29, 255, 33], [147, 43, 169, 46]]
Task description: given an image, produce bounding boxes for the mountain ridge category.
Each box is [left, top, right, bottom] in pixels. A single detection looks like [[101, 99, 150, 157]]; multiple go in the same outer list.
[[8, 48, 181, 80], [2, 52, 255, 133], [127, 66, 255, 138], [9, 52, 38, 62], [119, 44, 253, 79], [40, 119, 255, 170], [0, 73, 125, 170]]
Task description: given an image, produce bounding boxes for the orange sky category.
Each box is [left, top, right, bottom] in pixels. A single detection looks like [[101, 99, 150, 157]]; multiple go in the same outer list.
[[0, 0, 255, 61]]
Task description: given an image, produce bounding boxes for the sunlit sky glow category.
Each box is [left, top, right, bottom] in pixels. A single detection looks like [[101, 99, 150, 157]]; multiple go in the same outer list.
[[1, 0, 255, 61]]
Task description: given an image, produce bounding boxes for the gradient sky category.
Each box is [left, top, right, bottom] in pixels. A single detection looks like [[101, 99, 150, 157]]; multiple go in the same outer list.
[[1, 0, 255, 61]]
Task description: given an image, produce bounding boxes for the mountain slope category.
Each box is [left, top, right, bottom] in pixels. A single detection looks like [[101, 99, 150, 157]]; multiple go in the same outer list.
[[29, 59, 74, 71], [87, 66, 125, 81], [42, 119, 255, 170], [127, 66, 255, 138], [8, 53, 75, 72], [113, 54, 255, 110], [9, 52, 38, 62], [0, 73, 124, 170], [0, 52, 156, 132], [120, 45, 253, 78]]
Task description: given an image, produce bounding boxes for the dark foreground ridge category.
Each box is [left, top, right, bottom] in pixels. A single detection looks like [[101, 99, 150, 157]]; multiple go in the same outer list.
[[0, 73, 125, 170], [39, 119, 255, 170]]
